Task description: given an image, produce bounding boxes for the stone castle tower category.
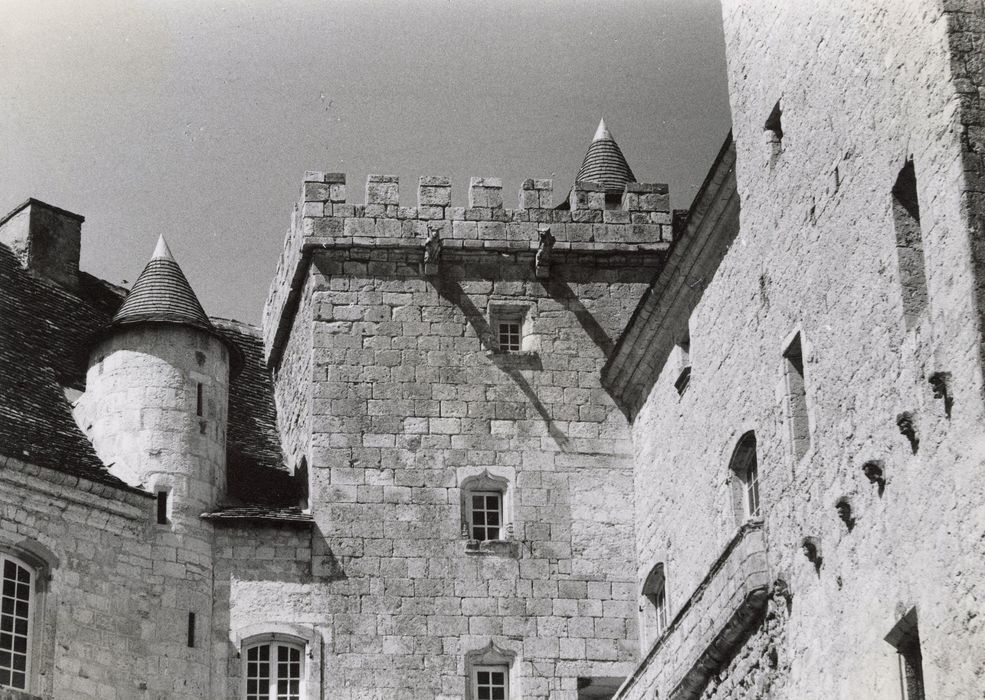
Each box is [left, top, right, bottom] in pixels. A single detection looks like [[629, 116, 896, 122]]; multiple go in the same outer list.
[[253, 119, 673, 697], [3, 3, 985, 698]]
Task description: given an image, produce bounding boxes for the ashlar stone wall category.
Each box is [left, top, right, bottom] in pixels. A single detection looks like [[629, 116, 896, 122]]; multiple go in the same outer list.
[[0, 456, 214, 700], [617, 0, 985, 698], [262, 173, 671, 698]]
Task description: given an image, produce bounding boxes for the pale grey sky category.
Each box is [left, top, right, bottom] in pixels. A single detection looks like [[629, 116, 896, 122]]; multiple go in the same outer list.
[[1, 0, 730, 324]]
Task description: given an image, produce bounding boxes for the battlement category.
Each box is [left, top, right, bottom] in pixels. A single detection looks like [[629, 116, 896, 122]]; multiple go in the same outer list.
[[263, 172, 673, 365], [300, 172, 670, 221]]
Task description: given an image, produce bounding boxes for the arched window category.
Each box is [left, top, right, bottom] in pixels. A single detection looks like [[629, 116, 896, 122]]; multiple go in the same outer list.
[[729, 431, 761, 523], [0, 554, 34, 691], [244, 640, 305, 700], [641, 563, 670, 645]]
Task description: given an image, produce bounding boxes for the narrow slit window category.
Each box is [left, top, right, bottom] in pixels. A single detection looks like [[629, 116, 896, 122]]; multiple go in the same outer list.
[[886, 608, 925, 700], [674, 334, 692, 396], [892, 160, 928, 327], [783, 334, 810, 463], [156, 491, 168, 524], [642, 563, 670, 645], [729, 431, 761, 521], [187, 612, 196, 648], [765, 100, 783, 156], [196, 383, 204, 417]]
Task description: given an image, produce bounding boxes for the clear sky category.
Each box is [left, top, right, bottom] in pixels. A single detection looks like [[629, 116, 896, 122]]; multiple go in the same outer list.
[[1, 0, 731, 325]]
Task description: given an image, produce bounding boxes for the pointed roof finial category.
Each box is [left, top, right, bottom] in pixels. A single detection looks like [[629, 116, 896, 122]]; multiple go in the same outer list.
[[593, 117, 611, 142], [111, 237, 213, 331], [151, 234, 175, 261], [576, 118, 636, 191]]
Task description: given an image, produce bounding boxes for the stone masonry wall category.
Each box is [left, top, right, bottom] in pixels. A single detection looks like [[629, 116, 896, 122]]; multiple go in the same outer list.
[[262, 174, 670, 698], [621, 0, 985, 697], [0, 456, 213, 699]]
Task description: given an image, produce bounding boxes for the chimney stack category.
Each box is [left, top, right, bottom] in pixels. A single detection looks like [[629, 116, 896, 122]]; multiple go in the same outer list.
[[0, 198, 83, 292]]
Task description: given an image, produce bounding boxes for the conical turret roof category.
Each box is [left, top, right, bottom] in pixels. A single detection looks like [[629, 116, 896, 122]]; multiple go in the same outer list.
[[575, 118, 637, 191], [112, 235, 213, 331]]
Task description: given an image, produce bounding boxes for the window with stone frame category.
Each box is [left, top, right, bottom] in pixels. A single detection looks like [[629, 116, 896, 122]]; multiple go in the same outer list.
[[642, 563, 670, 646], [461, 471, 511, 542], [0, 554, 34, 692], [244, 640, 305, 700], [891, 159, 928, 328], [465, 642, 515, 700], [729, 431, 761, 523], [488, 304, 532, 354], [783, 333, 810, 463], [472, 665, 509, 700]]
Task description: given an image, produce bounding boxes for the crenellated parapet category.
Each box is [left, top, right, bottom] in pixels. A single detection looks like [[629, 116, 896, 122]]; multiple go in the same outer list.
[[263, 172, 673, 364]]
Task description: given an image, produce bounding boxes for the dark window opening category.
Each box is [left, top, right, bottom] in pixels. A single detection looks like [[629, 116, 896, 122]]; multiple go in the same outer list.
[[892, 160, 928, 327], [196, 383, 204, 417], [642, 563, 670, 644], [886, 608, 925, 700], [187, 612, 196, 648], [156, 491, 168, 524], [783, 334, 810, 463], [729, 431, 760, 521], [674, 334, 692, 396], [765, 100, 783, 156]]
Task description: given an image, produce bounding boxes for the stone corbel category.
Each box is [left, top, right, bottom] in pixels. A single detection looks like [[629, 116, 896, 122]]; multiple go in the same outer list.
[[535, 225, 555, 279], [423, 227, 442, 277]]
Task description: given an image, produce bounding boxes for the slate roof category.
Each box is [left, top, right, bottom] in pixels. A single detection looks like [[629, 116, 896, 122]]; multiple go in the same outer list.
[[0, 239, 296, 511], [0, 244, 136, 489], [112, 236, 213, 331], [575, 118, 637, 192]]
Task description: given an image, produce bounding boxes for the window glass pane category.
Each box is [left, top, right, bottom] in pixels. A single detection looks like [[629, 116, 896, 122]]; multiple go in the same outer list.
[[0, 557, 30, 691]]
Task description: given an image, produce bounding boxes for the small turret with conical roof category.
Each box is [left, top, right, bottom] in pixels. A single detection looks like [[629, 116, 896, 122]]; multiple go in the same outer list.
[[76, 236, 231, 522], [575, 118, 637, 192]]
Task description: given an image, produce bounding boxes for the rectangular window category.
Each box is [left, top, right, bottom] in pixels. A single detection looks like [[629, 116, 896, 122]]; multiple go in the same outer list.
[[156, 491, 168, 524], [497, 322, 521, 353], [488, 304, 530, 354], [673, 334, 691, 396], [246, 643, 303, 700], [473, 665, 509, 700], [0, 557, 32, 691], [187, 612, 196, 648], [783, 334, 810, 463], [892, 160, 928, 328], [652, 585, 669, 635], [470, 492, 502, 541], [886, 608, 925, 700], [196, 383, 204, 417]]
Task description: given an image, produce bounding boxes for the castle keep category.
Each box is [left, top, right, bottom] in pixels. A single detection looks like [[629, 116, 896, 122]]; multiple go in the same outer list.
[[2, 1, 985, 699]]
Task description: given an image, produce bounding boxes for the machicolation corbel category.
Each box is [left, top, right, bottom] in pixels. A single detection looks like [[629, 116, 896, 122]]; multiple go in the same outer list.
[[835, 497, 856, 531], [800, 536, 822, 574], [862, 460, 886, 496], [422, 226, 442, 277], [928, 371, 953, 418], [896, 412, 919, 453], [535, 226, 555, 279]]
